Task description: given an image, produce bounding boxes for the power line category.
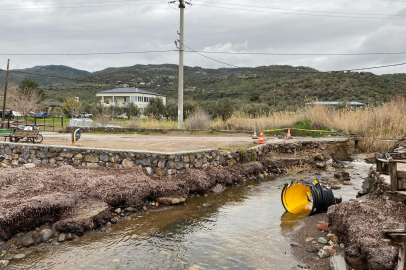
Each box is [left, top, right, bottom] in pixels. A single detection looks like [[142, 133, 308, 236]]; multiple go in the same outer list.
[[0, 0, 153, 7], [192, 3, 406, 20], [180, 42, 242, 68], [0, 1, 165, 11], [182, 42, 406, 72], [190, 51, 406, 56], [0, 50, 178, 56], [3, 49, 406, 57], [196, 0, 406, 18]]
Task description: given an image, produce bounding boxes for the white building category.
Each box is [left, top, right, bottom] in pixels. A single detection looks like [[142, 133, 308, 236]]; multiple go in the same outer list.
[[96, 88, 166, 114]]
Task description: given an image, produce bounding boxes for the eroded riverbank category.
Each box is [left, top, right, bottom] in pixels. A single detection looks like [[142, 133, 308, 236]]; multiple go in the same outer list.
[[1, 159, 372, 270]]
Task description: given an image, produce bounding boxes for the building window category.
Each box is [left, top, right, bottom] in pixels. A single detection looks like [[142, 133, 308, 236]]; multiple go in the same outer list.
[[114, 97, 117, 103], [131, 96, 137, 103], [138, 96, 142, 102], [144, 97, 149, 103], [124, 97, 130, 103]]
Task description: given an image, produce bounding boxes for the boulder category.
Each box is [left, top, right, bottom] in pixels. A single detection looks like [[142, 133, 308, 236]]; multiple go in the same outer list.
[[58, 233, 66, 242], [317, 222, 329, 231], [318, 237, 328, 245], [122, 159, 134, 169], [330, 253, 349, 270], [334, 171, 350, 180], [211, 184, 226, 194], [39, 229, 54, 242], [318, 249, 330, 259], [155, 197, 186, 205], [21, 238, 34, 247], [13, 254, 26, 260]]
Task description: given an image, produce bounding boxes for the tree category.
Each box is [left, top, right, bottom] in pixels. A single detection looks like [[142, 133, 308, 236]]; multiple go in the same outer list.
[[19, 78, 46, 101], [108, 104, 124, 118], [123, 102, 140, 119], [7, 84, 43, 121], [62, 98, 82, 118], [210, 98, 234, 121], [144, 98, 166, 117]]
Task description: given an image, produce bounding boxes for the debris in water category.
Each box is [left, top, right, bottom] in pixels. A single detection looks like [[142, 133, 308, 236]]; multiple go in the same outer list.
[[281, 180, 341, 216]]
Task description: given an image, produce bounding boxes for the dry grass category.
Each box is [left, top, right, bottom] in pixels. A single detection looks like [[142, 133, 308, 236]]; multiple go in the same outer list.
[[209, 111, 302, 131], [284, 164, 313, 175], [187, 110, 211, 130]]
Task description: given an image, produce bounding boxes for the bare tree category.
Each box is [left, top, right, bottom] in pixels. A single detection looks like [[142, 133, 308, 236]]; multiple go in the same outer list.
[[7, 84, 43, 121]]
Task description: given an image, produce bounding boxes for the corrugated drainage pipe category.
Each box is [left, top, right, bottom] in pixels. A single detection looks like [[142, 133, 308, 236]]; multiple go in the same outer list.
[[281, 180, 341, 216]]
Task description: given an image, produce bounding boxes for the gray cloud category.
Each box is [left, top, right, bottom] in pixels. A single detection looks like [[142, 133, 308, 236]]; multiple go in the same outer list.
[[0, 0, 405, 74]]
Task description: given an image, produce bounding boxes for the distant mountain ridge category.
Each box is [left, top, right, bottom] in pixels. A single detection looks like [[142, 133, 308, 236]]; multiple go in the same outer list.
[[0, 65, 89, 86]]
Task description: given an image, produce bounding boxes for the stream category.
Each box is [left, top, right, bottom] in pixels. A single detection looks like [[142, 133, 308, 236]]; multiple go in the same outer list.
[[8, 160, 371, 270]]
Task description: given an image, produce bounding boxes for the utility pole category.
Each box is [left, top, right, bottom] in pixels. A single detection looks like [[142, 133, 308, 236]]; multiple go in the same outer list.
[[172, 0, 191, 130], [178, 0, 185, 130], [273, 84, 276, 128], [2, 59, 10, 124]]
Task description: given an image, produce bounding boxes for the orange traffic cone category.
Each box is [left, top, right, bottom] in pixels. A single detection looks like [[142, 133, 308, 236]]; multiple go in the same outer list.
[[286, 128, 292, 139], [252, 130, 258, 139], [258, 130, 265, 144]]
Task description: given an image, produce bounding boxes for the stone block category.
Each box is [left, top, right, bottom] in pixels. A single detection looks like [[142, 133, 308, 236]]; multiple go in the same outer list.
[[122, 159, 134, 169], [60, 152, 73, 158], [158, 159, 167, 168], [84, 153, 99, 163], [155, 168, 166, 176]]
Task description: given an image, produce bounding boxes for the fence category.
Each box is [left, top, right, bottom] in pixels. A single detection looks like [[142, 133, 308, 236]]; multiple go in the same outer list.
[[10, 116, 65, 132]]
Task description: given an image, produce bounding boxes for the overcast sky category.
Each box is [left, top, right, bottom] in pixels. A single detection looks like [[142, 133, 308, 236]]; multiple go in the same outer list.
[[0, 0, 405, 74]]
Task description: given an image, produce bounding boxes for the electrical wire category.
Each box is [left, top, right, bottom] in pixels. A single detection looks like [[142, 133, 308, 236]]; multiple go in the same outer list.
[[192, 3, 406, 20], [195, 0, 406, 18], [181, 42, 406, 72], [0, 1, 165, 11], [2, 50, 406, 56], [0, 50, 178, 56], [0, 0, 154, 7], [180, 42, 241, 68]]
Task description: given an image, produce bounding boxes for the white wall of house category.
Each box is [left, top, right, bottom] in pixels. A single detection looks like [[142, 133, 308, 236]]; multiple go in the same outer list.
[[96, 93, 166, 110]]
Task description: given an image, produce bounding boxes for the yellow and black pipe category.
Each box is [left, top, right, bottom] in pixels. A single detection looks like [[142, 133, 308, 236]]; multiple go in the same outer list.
[[281, 180, 341, 216]]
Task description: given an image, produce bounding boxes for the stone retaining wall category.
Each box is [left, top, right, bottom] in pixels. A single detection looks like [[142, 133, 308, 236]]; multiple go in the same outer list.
[[0, 139, 349, 176]]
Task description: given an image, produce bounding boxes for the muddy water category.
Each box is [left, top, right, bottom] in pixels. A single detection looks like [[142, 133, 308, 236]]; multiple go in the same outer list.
[[8, 161, 371, 270]]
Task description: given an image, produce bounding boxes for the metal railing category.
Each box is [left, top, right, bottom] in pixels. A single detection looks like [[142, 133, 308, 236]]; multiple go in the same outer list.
[[11, 116, 64, 132]]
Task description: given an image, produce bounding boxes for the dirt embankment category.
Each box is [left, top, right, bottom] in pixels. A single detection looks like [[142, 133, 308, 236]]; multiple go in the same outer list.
[[328, 198, 406, 270], [0, 156, 311, 241]]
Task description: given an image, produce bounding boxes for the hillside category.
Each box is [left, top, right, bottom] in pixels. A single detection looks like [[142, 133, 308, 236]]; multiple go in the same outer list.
[[0, 65, 89, 87], [3, 63, 406, 110], [44, 64, 406, 110]]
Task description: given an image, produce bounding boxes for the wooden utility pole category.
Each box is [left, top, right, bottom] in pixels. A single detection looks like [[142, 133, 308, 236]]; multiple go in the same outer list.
[[2, 59, 10, 124]]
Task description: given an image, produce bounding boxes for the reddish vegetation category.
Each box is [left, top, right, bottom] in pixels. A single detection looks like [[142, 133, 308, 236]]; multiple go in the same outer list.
[[328, 198, 406, 270], [1, 157, 309, 241]]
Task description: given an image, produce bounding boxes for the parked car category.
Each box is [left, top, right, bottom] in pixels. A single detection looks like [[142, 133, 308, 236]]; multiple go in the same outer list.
[[0, 111, 14, 120], [34, 112, 50, 118], [80, 112, 93, 118]]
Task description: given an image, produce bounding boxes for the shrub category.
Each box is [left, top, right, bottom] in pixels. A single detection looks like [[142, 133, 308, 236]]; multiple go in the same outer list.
[[187, 110, 211, 130]]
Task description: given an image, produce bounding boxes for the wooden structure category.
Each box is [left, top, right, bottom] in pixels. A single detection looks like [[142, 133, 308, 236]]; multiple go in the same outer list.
[[381, 224, 406, 270], [388, 160, 406, 203], [11, 130, 43, 144], [0, 129, 14, 141]]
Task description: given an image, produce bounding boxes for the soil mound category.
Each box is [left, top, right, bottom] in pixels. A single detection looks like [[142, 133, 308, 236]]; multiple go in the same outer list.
[[327, 198, 406, 270]]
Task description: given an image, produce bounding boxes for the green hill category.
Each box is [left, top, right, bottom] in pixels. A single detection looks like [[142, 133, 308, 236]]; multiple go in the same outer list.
[[3, 63, 406, 110], [0, 65, 89, 87]]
